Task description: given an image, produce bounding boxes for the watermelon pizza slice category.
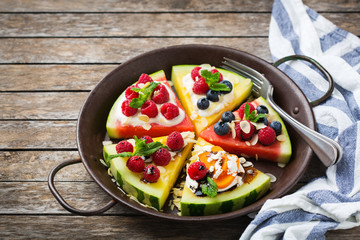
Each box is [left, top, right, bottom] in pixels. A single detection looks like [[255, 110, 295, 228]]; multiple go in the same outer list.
[[199, 97, 292, 164], [180, 137, 271, 216], [106, 70, 194, 139], [171, 64, 253, 136]]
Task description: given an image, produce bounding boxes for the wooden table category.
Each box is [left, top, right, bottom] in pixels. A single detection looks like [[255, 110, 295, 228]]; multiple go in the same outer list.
[[1, 0, 359, 239]]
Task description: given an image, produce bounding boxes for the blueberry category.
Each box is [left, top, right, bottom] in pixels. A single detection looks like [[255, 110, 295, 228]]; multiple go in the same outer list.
[[258, 117, 268, 126], [214, 121, 229, 136], [270, 121, 282, 135], [256, 105, 269, 114], [206, 90, 220, 102], [220, 80, 233, 94], [221, 111, 235, 122], [197, 97, 210, 110]]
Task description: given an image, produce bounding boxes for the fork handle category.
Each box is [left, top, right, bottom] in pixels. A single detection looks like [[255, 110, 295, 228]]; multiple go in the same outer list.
[[267, 87, 343, 166]]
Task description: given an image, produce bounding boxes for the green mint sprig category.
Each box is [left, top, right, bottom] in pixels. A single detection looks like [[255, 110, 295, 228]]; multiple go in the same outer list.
[[201, 177, 218, 198], [129, 81, 159, 108], [200, 69, 230, 92], [244, 104, 266, 123], [108, 136, 169, 160]]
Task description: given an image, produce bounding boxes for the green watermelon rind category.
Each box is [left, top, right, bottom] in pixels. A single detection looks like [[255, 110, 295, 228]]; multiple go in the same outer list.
[[180, 171, 270, 216]]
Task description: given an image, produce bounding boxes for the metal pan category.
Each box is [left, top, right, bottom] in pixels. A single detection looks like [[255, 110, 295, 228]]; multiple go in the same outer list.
[[48, 44, 332, 222]]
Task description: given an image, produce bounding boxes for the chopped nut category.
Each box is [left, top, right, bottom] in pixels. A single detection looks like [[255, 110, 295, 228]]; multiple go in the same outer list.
[[277, 135, 287, 142], [250, 134, 258, 146], [240, 120, 251, 134], [139, 114, 150, 122]]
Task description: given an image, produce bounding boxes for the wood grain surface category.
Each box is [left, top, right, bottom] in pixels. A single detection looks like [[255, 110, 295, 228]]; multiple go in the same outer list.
[[1, 0, 359, 239]]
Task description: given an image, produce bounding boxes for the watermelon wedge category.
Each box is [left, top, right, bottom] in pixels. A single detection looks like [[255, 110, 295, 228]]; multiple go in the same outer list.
[[106, 70, 194, 139], [199, 97, 292, 163]]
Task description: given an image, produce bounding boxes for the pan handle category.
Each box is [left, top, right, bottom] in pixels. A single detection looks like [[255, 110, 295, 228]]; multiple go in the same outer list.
[[273, 55, 334, 107], [48, 158, 117, 216]]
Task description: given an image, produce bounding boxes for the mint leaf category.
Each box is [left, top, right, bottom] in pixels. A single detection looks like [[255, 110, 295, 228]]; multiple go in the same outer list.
[[129, 81, 159, 108], [200, 69, 230, 92], [201, 177, 218, 198], [210, 83, 230, 91], [130, 87, 141, 93], [244, 104, 267, 123], [108, 152, 133, 160], [132, 136, 169, 157]]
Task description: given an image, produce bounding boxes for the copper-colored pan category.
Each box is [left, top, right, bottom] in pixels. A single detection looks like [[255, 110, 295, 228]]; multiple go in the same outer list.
[[48, 44, 332, 222]]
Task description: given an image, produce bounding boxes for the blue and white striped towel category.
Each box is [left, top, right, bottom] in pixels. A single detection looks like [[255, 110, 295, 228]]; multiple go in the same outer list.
[[241, 0, 360, 239]]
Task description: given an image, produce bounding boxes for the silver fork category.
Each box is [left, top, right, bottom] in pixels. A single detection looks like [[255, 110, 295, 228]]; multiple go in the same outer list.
[[221, 57, 343, 167]]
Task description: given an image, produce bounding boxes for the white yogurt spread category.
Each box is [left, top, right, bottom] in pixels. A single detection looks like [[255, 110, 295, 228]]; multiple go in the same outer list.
[[182, 65, 236, 117], [115, 82, 185, 129]]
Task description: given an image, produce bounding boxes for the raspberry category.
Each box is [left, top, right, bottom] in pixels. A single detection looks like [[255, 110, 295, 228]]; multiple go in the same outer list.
[[210, 69, 223, 82], [238, 103, 255, 119], [258, 126, 276, 146], [188, 161, 207, 180], [121, 99, 138, 117], [152, 148, 171, 166], [140, 135, 153, 144], [191, 66, 203, 81], [140, 100, 158, 118], [239, 120, 256, 140], [167, 131, 184, 151], [160, 103, 180, 120], [151, 84, 169, 104], [192, 78, 209, 95], [137, 73, 153, 84], [116, 140, 133, 154], [125, 85, 139, 100], [126, 156, 145, 173], [143, 165, 160, 183]]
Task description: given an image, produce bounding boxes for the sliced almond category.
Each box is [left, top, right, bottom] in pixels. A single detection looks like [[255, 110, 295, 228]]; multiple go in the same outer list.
[[242, 161, 253, 168], [233, 111, 240, 120], [240, 120, 251, 134], [250, 134, 258, 146], [138, 114, 150, 122], [265, 173, 277, 183], [277, 134, 286, 142], [142, 123, 151, 130], [253, 122, 267, 130], [157, 166, 166, 174], [228, 121, 236, 139], [277, 162, 287, 168]]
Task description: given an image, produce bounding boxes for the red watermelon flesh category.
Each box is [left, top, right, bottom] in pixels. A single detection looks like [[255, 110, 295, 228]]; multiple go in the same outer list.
[[199, 97, 292, 163]]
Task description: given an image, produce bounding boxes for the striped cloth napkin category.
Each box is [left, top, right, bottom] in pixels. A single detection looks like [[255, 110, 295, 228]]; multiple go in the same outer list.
[[240, 0, 360, 239]]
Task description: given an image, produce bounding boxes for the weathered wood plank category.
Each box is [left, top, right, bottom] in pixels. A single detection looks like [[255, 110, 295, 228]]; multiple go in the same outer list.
[[0, 215, 251, 240], [0, 65, 117, 91], [0, 38, 272, 63], [0, 92, 87, 119], [0, 181, 137, 215], [0, 215, 358, 239], [0, 13, 270, 37], [1, 13, 358, 37], [0, 151, 91, 181], [0, 121, 77, 149], [0, 0, 358, 12]]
